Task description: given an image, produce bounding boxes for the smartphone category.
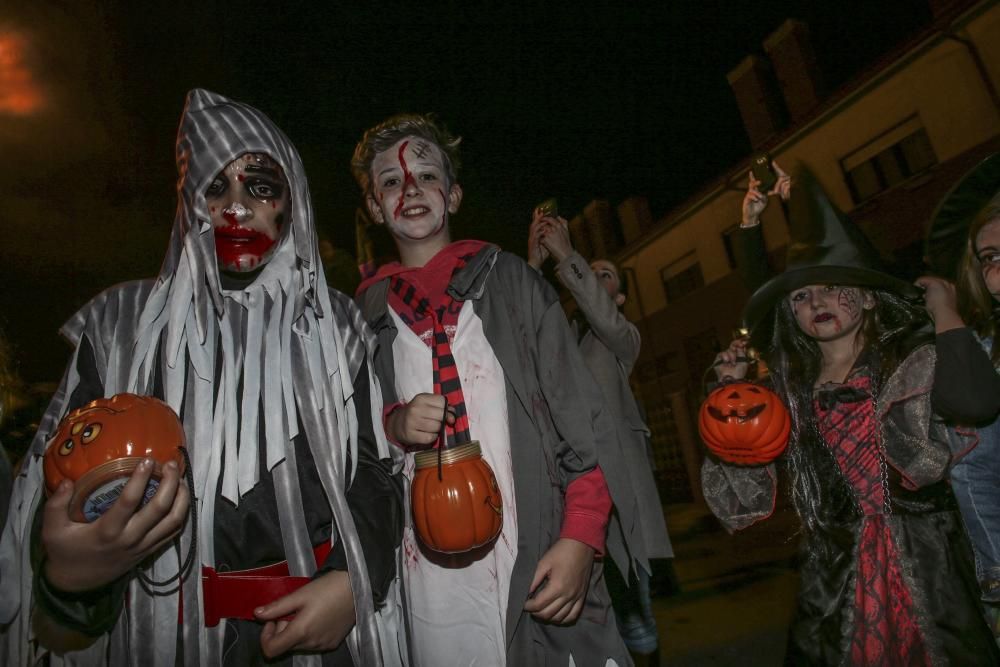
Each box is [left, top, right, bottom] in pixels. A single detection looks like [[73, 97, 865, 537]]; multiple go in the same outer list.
[[536, 197, 558, 218], [751, 154, 777, 194]]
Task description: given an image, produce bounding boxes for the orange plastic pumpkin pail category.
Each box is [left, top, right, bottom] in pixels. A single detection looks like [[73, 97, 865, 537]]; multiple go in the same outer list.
[[698, 382, 790, 465], [43, 393, 186, 522], [411, 441, 503, 554]]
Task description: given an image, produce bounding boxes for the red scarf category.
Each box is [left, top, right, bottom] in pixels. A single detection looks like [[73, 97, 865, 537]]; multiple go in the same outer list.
[[362, 241, 487, 448]]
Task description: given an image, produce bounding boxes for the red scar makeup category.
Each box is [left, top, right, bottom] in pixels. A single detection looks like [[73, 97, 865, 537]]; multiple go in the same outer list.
[[367, 136, 460, 251], [393, 140, 417, 220]]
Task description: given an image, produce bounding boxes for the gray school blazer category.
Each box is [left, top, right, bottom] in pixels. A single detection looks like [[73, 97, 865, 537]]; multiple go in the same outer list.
[[358, 244, 641, 666], [555, 250, 673, 563]]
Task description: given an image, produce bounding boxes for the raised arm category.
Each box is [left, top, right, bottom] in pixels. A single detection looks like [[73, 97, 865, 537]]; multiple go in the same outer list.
[[916, 275, 1000, 424], [536, 212, 641, 368]]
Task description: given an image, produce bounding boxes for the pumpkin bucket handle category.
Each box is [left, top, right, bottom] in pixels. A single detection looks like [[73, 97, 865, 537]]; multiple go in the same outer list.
[[136, 445, 197, 594], [437, 398, 448, 481]]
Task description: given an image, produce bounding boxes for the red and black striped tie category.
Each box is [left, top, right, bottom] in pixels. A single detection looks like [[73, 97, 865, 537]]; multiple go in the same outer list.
[[389, 275, 472, 449]]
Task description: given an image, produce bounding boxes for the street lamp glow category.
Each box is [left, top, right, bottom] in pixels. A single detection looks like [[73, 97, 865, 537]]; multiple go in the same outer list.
[[0, 32, 44, 115]]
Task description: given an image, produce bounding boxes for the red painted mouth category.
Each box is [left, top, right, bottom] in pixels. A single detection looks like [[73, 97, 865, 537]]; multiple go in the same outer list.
[[214, 225, 275, 269], [814, 312, 834, 323]]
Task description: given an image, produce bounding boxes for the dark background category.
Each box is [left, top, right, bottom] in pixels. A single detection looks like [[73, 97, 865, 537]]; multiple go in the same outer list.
[[0, 1, 931, 384]]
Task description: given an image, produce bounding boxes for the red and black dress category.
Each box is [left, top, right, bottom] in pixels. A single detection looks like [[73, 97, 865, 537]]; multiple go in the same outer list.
[[784, 366, 997, 665]]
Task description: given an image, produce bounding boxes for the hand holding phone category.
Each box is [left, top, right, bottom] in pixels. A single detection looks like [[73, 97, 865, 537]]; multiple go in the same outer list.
[[529, 199, 559, 269], [536, 197, 558, 218], [751, 154, 777, 194]]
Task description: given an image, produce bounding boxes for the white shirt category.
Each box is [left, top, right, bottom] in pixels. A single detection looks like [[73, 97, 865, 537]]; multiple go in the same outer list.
[[389, 303, 518, 666]]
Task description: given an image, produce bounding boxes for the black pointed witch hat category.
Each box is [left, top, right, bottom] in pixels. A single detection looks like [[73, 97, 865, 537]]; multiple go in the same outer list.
[[743, 167, 920, 348]]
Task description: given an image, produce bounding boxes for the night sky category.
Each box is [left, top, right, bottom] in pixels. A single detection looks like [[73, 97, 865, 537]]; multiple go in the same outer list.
[[1, 1, 931, 383]]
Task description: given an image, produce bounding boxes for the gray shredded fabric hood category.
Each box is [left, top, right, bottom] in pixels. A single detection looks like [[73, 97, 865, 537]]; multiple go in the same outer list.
[[0, 89, 393, 667]]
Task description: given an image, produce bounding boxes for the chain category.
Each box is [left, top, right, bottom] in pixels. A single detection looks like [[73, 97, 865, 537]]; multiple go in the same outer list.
[[812, 388, 892, 517], [872, 392, 893, 516], [811, 417, 863, 515]]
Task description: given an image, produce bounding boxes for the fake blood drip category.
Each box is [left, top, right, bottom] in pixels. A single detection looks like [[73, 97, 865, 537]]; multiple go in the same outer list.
[[393, 140, 417, 220], [215, 209, 275, 271]]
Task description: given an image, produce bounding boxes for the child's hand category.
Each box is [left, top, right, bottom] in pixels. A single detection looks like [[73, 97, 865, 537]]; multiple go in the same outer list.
[[386, 393, 455, 451], [538, 215, 573, 263], [914, 276, 965, 333], [742, 162, 791, 227], [772, 161, 792, 201], [256, 570, 356, 658], [713, 336, 751, 381], [528, 209, 551, 269], [523, 538, 594, 625], [741, 171, 768, 227], [42, 458, 189, 593]]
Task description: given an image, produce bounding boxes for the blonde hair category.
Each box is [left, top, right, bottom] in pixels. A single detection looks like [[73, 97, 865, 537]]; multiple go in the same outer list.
[[351, 113, 461, 196], [956, 197, 1000, 361]]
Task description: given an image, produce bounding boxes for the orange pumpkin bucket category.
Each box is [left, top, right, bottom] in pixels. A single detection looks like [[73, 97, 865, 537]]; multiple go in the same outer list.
[[43, 393, 186, 522], [698, 382, 790, 465], [411, 441, 503, 554]]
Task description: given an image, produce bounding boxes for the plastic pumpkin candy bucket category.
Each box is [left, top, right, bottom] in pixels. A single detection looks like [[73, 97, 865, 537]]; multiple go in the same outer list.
[[43, 393, 186, 523], [698, 382, 790, 465], [411, 441, 503, 554]]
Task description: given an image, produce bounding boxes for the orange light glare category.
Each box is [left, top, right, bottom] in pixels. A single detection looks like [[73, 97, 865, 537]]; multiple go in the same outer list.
[[0, 32, 44, 115]]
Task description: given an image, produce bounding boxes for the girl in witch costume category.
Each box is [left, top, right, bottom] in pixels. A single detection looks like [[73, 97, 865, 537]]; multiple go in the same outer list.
[[352, 114, 641, 666], [706, 169, 999, 665], [0, 90, 403, 666]]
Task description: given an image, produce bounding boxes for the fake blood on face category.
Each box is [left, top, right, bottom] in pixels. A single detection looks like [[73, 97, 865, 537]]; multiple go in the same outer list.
[[214, 223, 276, 271], [392, 140, 418, 220]]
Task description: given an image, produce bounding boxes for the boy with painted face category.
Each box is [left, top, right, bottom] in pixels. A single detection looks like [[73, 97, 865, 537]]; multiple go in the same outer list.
[[0, 90, 403, 666], [528, 212, 672, 664], [206, 153, 290, 274], [354, 115, 641, 666]]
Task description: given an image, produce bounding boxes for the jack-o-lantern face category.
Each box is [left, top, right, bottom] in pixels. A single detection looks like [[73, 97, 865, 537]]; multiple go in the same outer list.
[[698, 382, 790, 465], [43, 394, 185, 495], [706, 385, 769, 423]]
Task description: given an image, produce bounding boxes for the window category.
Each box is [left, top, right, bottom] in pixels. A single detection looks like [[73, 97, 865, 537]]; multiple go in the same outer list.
[[660, 252, 704, 302], [841, 117, 937, 204], [898, 130, 936, 173]]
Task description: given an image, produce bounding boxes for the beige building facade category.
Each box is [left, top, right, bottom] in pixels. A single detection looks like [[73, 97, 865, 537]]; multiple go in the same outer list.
[[579, 1, 1000, 502]]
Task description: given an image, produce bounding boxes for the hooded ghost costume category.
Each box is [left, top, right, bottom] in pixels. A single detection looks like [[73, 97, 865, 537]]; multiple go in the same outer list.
[[0, 90, 404, 666]]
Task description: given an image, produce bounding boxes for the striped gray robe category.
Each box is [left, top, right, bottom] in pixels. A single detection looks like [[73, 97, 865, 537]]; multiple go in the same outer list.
[[0, 89, 404, 667]]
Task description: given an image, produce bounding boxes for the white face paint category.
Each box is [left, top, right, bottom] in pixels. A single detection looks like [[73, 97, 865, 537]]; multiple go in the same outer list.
[[206, 153, 290, 274], [975, 218, 1000, 301], [787, 284, 874, 342], [365, 136, 461, 246]]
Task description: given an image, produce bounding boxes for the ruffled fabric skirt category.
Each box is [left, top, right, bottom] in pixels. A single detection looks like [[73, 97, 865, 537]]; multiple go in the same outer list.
[[785, 502, 998, 665]]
